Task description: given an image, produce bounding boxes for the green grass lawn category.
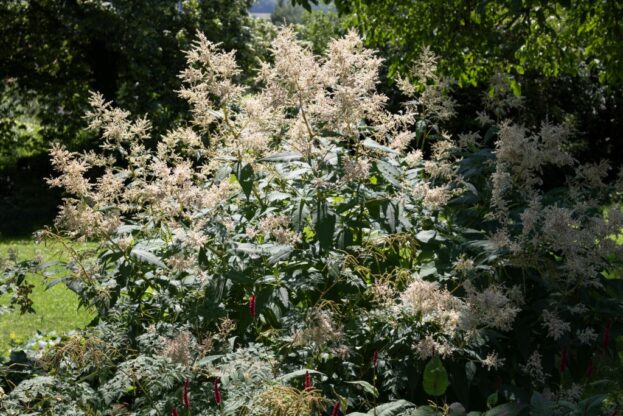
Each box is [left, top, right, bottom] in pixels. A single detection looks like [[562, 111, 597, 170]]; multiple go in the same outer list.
[[0, 239, 95, 354]]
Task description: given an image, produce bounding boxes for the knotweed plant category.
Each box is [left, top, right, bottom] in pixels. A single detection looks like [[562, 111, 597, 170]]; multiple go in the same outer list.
[[1, 28, 622, 415]]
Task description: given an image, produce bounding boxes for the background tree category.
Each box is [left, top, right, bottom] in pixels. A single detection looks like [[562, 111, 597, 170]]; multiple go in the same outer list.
[[0, 0, 271, 236], [293, 0, 623, 85], [271, 0, 305, 25]]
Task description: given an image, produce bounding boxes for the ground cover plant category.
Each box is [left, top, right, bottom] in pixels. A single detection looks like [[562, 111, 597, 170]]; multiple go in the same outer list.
[[1, 28, 622, 415]]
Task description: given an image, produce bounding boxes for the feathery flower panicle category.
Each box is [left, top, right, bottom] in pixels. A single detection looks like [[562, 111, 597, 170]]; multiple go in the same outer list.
[[452, 256, 474, 274], [576, 327, 598, 345], [258, 214, 299, 245], [481, 352, 505, 371], [390, 130, 415, 152], [414, 335, 453, 360], [411, 182, 452, 211], [342, 157, 371, 183], [404, 150, 423, 167], [522, 350, 547, 386], [293, 309, 343, 347], [424, 160, 454, 180], [161, 331, 193, 366], [541, 310, 571, 341], [401, 277, 464, 334], [462, 281, 519, 332]]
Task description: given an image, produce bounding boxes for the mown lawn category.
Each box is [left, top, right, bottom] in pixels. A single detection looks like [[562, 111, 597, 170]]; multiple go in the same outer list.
[[0, 239, 95, 354]]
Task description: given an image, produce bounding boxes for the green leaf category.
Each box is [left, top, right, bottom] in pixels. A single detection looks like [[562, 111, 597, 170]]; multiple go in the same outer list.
[[235, 163, 254, 199], [416, 229, 436, 243], [346, 380, 379, 398], [364, 400, 415, 415], [423, 356, 449, 397], [267, 244, 293, 264], [291, 197, 309, 232], [408, 406, 443, 416], [465, 361, 477, 384], [259, 151, 303, 162], [484, 403, 524, 416], [130, 248, 166, 268], [362, 138, 398, 155], [314, 201, 336, 252], [196, 354, 224, 366], [277, 369, 324, 383], [576, 394, 607, 416], [376, 159, 401, 186], [487, 391, 498, 409]]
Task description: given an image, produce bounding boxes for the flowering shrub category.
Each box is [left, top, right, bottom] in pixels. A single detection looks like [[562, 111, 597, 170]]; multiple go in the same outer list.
[[1, 28, 622, 415]]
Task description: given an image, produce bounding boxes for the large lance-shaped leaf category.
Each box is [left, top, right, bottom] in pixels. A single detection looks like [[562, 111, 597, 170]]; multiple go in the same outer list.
[[423, 356, 449, 397], [376, 159, 401, 187], [259, 151, 303, 162], [130, 248, 166, 268], [235, 162, 254, 199], [362, 138, 398, 155], [277, 369, 324, 383], [346, 380, 379, 398], [314, 201, 336, 252], [416, 229, 436, 243]]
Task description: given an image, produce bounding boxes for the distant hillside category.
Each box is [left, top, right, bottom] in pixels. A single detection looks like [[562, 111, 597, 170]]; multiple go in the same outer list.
[[249, 0, 331, 13], [249, 0, 277, 13]]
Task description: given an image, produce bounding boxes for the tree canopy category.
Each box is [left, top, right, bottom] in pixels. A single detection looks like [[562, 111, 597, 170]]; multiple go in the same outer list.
[[294, 0, 623, 85], [0, 0, 259, 154]]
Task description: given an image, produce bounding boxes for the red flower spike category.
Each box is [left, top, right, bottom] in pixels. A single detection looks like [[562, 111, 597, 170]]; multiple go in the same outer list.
[[213, 377, 222, 405], [372, 350, 378, 369], [585, 359, 594, 378], [249, 294, 257, 319], [171, 406, 179, 416], [182, 379, 190, 410], [603, 320, 612, 351], [304, 370, 313, 390], [330, 400, 341, 416], [559, 349, 569, 373]]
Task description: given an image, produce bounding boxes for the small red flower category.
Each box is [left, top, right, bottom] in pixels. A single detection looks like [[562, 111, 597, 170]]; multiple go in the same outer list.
[[249, 294, 257, 319], [585, 359, 594, 378], [603, 320, 612, 351], [171, 406, 179, 416], [559, 349, 569, 373], [182, 379, 190, 410], [304, 370, 313, 390], [213, 377, 222, 405], [372, 350, 378, 369], [330, 400, 341, 416]]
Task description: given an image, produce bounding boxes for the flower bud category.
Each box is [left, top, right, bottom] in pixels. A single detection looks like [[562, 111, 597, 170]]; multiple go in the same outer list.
[[213, 377, 222, 405], [330, 400, 341, 416], [182, 379, 190, 410], [249, 294, 257, 319], [304, 370, 313, 390]]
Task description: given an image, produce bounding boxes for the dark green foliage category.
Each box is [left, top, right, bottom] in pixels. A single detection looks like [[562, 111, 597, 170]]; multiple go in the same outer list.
[[0, 0, 257, 142], [293, 0, 623, 85]]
